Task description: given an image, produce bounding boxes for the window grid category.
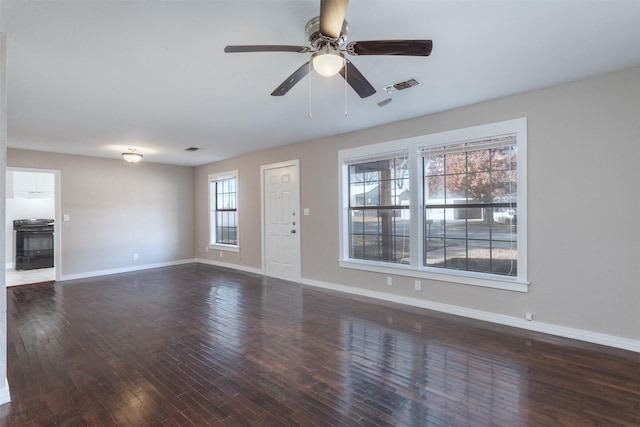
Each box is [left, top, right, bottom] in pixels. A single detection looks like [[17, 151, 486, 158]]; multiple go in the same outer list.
[[212, 176, 238, 246], [348, 157, 410, 264], [424, 143, 517, 277]]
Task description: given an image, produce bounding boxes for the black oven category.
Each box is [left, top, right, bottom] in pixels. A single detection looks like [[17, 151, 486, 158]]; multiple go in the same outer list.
[[14, 219, 54, 271]]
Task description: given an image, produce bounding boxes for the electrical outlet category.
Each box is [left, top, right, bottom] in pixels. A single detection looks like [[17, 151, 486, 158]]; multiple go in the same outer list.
[[386, 276, 393, 286], [414, 280, 422, 291], [525, 312, 533, 321], [219, 251, 223, 258], [133, 253, 138, 261]]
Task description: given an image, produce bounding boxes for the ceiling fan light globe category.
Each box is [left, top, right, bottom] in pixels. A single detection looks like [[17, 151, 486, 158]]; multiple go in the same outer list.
[[122, 151, 143, 164], [312, 51, 344, 77]]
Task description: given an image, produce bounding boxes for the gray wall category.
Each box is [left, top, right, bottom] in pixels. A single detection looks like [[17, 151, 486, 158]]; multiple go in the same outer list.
[[0, 32, 9, 403], [7, 149, 195, 278], [194, 66, 640, 342]]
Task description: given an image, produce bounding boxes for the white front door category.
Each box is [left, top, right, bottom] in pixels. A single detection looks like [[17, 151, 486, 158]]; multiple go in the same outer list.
[[262, 160, 300, 281]]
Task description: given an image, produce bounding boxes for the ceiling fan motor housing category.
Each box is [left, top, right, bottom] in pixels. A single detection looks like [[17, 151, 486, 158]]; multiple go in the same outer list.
[[305, 16, 349, 49]]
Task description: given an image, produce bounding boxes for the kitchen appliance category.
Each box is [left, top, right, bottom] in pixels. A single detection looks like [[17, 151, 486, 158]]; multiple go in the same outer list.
[[14, 219, 54, 271]]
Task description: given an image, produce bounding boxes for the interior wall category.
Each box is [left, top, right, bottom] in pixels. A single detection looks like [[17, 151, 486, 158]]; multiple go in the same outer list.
[[0, 32, 10, 404], [7, 150, 195, 278], [194, 66, 640, 343]]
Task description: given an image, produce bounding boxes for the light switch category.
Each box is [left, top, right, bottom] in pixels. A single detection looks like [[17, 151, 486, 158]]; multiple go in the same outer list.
[[63, 214, 70, 222], [303, 208, 310, 216]]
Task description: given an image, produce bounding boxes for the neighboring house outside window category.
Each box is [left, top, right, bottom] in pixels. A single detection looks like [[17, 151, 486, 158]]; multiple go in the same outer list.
[[209, 171, 239, 251], [338, 118, 527, 292], [348, 153, 410, 264], [422, 135, 517, 277]]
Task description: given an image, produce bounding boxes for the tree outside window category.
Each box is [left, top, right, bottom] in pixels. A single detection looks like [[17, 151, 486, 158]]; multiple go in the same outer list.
[[423, 136, 517, 276]]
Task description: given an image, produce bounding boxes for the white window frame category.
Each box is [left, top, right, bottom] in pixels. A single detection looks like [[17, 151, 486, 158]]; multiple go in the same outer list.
[[338, 118, 528, 292], [208, 170, 240, 252]]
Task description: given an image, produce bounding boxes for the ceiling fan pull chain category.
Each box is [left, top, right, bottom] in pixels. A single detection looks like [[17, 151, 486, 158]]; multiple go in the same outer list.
[[344, 59, 349, 117], [308, 62, 313, 118]]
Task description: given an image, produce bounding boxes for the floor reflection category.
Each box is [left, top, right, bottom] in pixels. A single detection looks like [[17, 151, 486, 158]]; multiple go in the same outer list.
[[3, 264, 638, 426]]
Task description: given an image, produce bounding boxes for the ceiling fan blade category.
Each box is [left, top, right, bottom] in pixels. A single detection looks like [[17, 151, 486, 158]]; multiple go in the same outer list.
[[346, 40, 433, 56], [224, 45, 310, 53], [319, 0, 349, 40], [339, 60, 376, 99], [271, 62, 311, 96]]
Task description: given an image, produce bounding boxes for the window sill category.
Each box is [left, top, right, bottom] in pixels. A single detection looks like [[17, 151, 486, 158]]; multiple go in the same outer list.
[[339, 259, 528, 292], [209, 244, 240, 253]]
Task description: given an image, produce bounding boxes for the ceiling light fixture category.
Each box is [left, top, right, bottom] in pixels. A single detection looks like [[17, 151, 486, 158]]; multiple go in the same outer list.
[[122, 148, 143, 164], [311, 45, 345, 77]]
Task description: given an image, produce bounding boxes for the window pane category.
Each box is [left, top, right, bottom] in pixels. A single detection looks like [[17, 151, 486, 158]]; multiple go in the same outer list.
[[444, 173, 466, 201], [365, 186, 380, 206], [425, 154, 444, 180], [443, 238, 467, 270], [425, 175, 445, 200], [467, 241, 492, 273], [350, 182, 367, 207], [424, 210, 444, 240], [466, 172, 491, 203], [467, 149, 490, 172], [492, 241, 517, 276], [350, 234, 365, 259], [493, 169, 517, 201], [468, 216, 491, 240], [492, 147, 517, 171], [445, 152, 466, 175]]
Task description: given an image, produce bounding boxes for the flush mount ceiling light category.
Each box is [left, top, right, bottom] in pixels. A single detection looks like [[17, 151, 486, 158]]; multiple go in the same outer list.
[[122, 148, 143, 164], [311, 45, 345, 77]]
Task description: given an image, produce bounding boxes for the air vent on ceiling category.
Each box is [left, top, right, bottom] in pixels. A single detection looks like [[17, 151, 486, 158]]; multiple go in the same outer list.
[[383, 78, 421, 94], [184, 147, 200, 152]]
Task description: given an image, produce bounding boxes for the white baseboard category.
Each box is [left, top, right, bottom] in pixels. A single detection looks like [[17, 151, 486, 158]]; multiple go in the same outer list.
[[59, 259, 196, 282], [194, 258, 263, 275], [299, 277, 640, 353], [0, 377, 11, 406]]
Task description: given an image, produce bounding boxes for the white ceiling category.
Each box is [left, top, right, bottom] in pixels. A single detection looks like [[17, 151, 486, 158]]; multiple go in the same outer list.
[[1, 0, 639, 166]]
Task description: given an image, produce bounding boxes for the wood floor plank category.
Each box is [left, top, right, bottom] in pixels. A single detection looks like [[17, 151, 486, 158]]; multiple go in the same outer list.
[[0, 263, 637, 426]]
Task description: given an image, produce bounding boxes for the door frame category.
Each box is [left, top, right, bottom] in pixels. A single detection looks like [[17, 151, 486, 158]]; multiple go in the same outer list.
[[6, 167, 61, 282], [260, 159, 301, 282]]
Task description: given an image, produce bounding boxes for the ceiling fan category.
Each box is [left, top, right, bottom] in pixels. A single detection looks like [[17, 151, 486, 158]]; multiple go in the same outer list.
[[224, 0, 433, 99]]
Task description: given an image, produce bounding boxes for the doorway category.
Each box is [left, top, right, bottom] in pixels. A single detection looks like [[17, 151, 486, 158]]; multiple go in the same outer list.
[[261, 160, 301, 282], [5, 167, 60, 286]]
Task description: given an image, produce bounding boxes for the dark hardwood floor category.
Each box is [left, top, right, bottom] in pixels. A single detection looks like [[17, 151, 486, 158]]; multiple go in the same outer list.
[[0, 264, 638, 426]]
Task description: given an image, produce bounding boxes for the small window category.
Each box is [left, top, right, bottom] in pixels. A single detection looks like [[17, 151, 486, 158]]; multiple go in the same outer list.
[[209, 171, 239, 249]]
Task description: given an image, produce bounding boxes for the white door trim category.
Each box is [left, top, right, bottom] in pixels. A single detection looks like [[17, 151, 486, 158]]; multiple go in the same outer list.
[[260, 159, 301, 282]]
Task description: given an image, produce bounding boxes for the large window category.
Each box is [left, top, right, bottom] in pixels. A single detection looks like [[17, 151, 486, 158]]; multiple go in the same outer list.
[[339, 118, 527, 291], [209, 171, 239, 249]]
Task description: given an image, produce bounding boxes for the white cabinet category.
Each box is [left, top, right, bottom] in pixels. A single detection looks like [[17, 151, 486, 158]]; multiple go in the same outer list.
[[10, 171, 55, 198]]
